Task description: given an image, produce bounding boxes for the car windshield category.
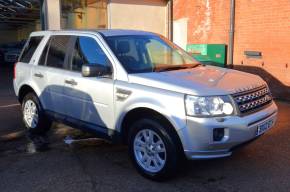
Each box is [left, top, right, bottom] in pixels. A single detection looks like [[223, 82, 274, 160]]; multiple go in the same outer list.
[[105, 35, 200, 74]]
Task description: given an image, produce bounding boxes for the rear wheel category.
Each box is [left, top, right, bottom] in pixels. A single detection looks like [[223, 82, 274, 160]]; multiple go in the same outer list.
[[21, 92, 51, 134], [128, 118, 181, 181]]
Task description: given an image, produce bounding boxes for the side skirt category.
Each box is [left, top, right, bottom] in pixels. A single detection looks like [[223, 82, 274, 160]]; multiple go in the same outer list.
[[45, 110, 122, 143]]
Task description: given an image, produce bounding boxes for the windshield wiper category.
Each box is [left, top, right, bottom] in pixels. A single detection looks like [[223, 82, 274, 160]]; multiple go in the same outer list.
[[154, 64, 202, 72]]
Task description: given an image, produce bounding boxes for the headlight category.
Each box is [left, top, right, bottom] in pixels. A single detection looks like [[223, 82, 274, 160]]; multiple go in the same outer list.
[[185, 95, 235, 117]]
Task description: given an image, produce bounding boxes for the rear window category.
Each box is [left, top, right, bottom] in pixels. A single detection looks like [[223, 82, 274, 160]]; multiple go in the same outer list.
[[19, 36, 43, 63]]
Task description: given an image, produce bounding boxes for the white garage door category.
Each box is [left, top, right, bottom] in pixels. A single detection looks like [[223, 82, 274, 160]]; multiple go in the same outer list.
[[109, 0, 169, 37]]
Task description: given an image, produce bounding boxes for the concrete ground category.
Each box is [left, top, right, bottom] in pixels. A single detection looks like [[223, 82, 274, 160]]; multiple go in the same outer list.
[[0, 66, 290, 192]]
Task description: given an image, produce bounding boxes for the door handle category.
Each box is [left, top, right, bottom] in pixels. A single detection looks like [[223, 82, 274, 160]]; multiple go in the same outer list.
[[34, 73, 44, 78], [65, 79, 78, 86]]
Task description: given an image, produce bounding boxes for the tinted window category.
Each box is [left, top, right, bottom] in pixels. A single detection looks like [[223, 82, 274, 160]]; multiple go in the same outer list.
[[19, 36, 43, 63], [46, 36, 70, 69], [71, 36, 110, 71], [106, 35, 199, 73], [38, 42, 49, 66], [71, 39, 83, 71], [106, 38, 150, 73]]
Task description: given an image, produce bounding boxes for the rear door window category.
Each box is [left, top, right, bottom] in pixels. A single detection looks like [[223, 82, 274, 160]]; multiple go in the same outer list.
[[46, 35, 71, 69], [19, 36, 43, 63], [38, 42, 49, 66]]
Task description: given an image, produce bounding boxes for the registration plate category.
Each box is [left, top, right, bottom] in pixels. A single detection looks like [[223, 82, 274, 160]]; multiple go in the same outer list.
[[256, 119, 274, 136]]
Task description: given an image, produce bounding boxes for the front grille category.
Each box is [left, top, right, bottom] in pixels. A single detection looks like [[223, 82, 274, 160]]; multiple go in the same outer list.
[[232, 85, 272, 114]]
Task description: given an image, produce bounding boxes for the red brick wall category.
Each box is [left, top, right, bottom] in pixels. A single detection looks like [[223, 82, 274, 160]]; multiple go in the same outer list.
[[174, 0, 230, 44], [173, 0, 290, 99]]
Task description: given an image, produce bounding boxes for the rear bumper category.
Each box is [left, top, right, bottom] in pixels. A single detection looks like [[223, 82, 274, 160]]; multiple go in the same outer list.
[[13, 80, 18, 97], [178, 102, 278, 160]]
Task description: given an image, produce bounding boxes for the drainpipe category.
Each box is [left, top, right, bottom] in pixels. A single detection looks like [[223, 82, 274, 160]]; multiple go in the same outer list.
[[39, 0, 46, 30], [228, 0, 235, 68], [167, 0, 173, 41], [108, 0, 112, 29]]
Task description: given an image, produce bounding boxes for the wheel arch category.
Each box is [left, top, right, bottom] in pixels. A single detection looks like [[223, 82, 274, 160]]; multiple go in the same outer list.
[[120, 107, 184, 153], [18, 84, 37, 103]]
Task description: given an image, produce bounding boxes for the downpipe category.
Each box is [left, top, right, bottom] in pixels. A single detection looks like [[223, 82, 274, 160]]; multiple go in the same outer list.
[[228, 0, 235, 68]]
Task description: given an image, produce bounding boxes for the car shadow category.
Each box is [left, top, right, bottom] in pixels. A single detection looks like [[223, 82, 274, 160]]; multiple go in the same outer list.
[[232, 65, 290, 101], [1, 65, 289, 185], [25, 83, 118, 152]]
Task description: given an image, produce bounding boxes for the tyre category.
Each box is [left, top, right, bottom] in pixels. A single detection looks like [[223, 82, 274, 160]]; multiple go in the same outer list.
[[21, 92, 51, 135], [128, 117, 182, 181]]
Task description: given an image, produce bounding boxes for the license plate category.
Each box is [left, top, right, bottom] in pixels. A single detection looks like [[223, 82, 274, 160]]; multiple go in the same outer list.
[[256, 119, 274, 136]]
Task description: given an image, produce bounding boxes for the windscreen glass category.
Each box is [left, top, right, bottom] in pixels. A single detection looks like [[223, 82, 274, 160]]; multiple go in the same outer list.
[[105, 35, 200, 73]]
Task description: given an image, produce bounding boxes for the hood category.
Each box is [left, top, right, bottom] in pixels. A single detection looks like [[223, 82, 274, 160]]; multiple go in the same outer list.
[[128, 65, 266, 96]]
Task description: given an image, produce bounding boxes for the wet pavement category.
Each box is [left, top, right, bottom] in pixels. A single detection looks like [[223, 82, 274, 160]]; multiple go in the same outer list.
[[0, 67, 290, 192]]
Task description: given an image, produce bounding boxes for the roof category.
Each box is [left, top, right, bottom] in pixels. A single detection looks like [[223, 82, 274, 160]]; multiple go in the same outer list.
[[30, 29, 157, 37], [97, 29, 156, 37]]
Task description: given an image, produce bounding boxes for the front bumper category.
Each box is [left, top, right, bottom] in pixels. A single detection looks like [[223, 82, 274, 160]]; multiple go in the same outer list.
[[178, 102, 278, 160]]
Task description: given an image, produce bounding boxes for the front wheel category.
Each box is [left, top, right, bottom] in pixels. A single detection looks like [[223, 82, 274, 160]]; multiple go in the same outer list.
[[128, 118, 181, 181]]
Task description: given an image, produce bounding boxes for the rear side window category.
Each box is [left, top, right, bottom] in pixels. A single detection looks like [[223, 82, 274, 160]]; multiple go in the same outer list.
[[19, 36, 43, 63], [46, 35, 70, 69]]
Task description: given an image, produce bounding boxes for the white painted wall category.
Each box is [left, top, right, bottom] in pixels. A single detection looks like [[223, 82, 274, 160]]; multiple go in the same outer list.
[[108, 0, 168, 37], [173, 18, 188, 50], [45, 0, 61, 30]]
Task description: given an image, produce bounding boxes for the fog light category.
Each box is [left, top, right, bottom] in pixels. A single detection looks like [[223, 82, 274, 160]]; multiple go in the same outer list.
[[213, 128, 225, 142]]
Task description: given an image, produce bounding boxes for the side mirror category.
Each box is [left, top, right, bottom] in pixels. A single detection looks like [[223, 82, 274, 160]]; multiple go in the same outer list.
[[81, 64, 112, 77]]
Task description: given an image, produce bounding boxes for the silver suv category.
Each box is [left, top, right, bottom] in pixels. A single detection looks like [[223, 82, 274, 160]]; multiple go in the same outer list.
[[14, 30, 278, 180]]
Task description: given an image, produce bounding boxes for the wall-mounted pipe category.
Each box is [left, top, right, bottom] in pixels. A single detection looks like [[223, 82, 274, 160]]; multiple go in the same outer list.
[[228, 0, 235, 67], [167, 0, 173, 41], [39, 0, 46, 30]]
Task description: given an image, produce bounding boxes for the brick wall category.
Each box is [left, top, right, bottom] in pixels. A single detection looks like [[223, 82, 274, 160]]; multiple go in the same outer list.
[[173, 0, 290, 99]]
